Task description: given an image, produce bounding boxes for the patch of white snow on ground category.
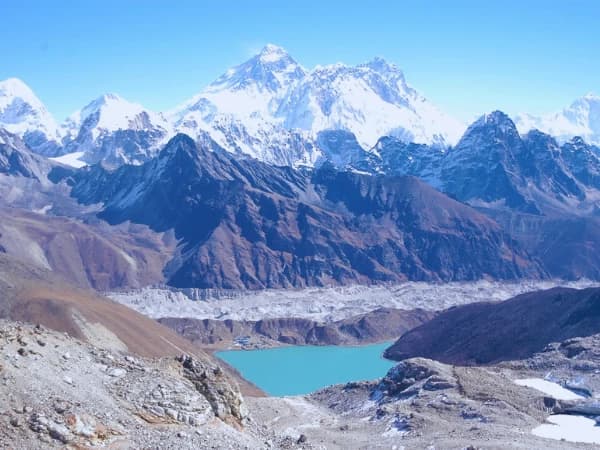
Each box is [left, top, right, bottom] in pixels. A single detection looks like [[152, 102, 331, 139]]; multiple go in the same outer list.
[[532, 414, 600, 445], [514, 379, 584, 401], [50, 151, 87, 168]]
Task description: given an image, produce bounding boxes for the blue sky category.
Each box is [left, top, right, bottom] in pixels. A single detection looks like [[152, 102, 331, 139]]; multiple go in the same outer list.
[[1, 0, 599, 121]]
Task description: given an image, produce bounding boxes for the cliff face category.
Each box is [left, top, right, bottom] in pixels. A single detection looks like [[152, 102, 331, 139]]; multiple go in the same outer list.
[[384, 287, 600, 364], [65, 135, 544, 289]]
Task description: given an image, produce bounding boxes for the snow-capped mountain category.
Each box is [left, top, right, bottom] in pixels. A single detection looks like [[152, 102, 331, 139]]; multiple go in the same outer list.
[[279, 57, 463, 148], [515, 94, 600, 146], [61, 93, 172, 167], [171, 44, 464, 166], [0, 78, 62, 154], [171, 44, 321, 166]]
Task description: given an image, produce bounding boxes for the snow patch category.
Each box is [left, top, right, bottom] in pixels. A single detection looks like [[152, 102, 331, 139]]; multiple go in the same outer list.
[[532, 414, 600, 445], [50, 151, 87, 168], [514, 378, 585, 401]]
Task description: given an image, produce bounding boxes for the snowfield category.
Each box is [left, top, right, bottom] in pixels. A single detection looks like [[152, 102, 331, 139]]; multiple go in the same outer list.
[[514, 378, 585, 401], [49, 151, 87, 168], [532, 414, 600, 445], [107, 279, 599, 322]]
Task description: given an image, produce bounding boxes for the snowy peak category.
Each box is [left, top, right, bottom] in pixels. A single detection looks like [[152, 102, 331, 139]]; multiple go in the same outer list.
[[256, 43, 294, 63], [0, 78, 61, 151], [0, 78, 43, 108], [171, 47, 465, 167], [280, 58, 463, 147], [473, 110, 518, 133], [67, 93, 169, 135], [457, 111, 520, 145], [208, 44, 306, 94], [59, 93, 172, 167], [515, 94, 600, 146]]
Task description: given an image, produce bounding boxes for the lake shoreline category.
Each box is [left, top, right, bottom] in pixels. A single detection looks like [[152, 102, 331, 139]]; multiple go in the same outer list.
[[214, 341, 396, 397]]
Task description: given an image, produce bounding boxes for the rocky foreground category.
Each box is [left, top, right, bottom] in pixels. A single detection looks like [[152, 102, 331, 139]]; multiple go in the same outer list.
[[2, 318, 600, 449], [252, 335, 600, 449], [0, 321, 281, 449]]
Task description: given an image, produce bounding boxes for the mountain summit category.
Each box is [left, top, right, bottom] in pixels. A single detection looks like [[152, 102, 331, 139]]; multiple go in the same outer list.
[[169, 45, 465, 166], [515, 93, 600, 146], [61, 93, 172, 166], [0, 78, 62, 153]]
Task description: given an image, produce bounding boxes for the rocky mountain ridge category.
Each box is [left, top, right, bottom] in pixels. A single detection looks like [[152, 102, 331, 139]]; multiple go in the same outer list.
[[60, 134, 543, 289]]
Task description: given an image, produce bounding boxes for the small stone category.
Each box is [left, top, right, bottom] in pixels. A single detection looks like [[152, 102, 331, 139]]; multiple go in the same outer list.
[[297, 434, 308, 444], [17, 348, 27, 356], [37, 339, 46, 347], [107, 368, 126, 377], [63, 376, 74, 385], [62, 353, 71, 360], [54, 401, 68, 414], [10, 417, 20, 427]]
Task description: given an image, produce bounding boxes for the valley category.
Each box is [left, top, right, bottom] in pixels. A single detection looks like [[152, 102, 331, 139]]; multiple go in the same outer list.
[[2, 37, 600, 449]]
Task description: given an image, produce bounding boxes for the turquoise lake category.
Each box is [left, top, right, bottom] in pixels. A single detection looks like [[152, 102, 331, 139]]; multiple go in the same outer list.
[[216, 341, 396, 396]]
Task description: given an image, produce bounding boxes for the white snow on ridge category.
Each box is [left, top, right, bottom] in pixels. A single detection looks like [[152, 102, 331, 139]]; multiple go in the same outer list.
[[0, 78, 61, 141], [514, 378, 584, 401], [169, 44, 466, 166], [64, 93, 171, 139], [49, 151, 87, 168], [107, 279, 599, 322], [515, 93, 600, 145]]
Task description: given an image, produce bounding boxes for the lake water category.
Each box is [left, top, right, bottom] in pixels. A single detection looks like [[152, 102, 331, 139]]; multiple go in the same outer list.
[[216, 341, 396, 396]]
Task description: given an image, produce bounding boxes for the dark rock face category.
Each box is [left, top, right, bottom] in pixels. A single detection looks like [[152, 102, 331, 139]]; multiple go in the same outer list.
[[371, 112, 599, 216], [440, 112, 588, 214], [561, 137, 600, 190], [368, 113, 600, 280], [316, 130, 380, 173], [66, 134, 544, 289], [385, 287, 600, 365], [0, 129, 47, 180], [488, 210, 600, 280], [159, 308, 436, 346]]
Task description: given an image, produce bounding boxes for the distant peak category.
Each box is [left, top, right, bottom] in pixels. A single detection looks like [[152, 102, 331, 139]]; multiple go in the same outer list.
[[461, 111, 518, 139], [363, 56, 400, 72], [101, 93, 123, 101], [0, 77, 39, 101], [81, 93, 132, 113], [0, 77, 31, 91], [583, 92, 600, 100], [481, 110, 513, 125], [207, 43, 304, 92], [93, 93, 124, 104], [159, 133, 198, 160], [257, 44, 290, 62]]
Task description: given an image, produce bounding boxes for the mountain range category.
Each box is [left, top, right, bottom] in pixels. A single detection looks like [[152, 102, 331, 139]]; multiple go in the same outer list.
[[1, 106, 600, 287], [2, 45, 600, 289], [3, 44, 599, 170]]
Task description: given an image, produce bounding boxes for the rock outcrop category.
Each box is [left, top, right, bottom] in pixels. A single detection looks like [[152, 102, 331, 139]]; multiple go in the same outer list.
[[385, 286, 600, 364]]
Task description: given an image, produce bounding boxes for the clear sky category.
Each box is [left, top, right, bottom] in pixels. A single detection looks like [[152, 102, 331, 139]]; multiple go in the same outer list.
[[1, 0, 599, 122]]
